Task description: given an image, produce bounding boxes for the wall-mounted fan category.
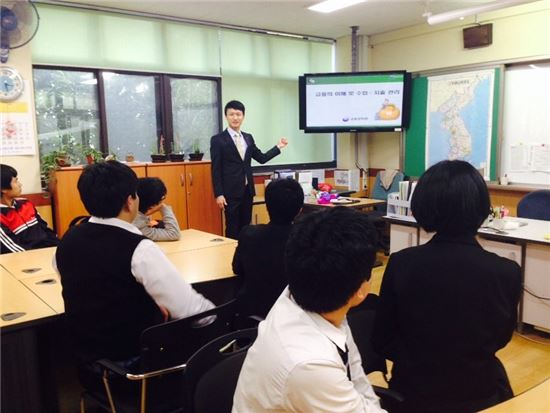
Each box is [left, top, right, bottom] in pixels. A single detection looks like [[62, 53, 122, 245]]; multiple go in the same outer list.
[[0, 0, 40, 63]]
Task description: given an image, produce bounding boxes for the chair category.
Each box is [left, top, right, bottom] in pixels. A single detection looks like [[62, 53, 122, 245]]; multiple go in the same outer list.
[[367, 170, 405, 255], [347, 296, 404, 411], [69, 215, 90, 227], [80, 299, 237, 413], [185, 328, 258, 413], [517, 190, 550, 221]]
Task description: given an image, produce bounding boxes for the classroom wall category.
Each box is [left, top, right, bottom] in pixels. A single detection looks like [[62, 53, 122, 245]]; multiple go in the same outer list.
[[361, 0, 550, 172], [0, 44, 42, 194], [334, 34, 372, 171]]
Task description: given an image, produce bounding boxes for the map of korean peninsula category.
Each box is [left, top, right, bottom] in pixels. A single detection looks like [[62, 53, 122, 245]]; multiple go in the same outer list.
[[425, 69, 495, 179]]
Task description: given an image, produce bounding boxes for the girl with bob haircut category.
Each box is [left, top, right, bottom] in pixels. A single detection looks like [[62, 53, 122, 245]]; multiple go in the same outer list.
[[373, 160, 522, 413]]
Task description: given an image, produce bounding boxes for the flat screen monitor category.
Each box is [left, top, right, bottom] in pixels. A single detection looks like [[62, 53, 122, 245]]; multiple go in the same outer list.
[[299, 71, 411, 133]]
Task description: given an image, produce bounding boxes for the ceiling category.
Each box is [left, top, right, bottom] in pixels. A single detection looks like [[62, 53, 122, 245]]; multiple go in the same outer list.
[[49, 0, 513, 39]]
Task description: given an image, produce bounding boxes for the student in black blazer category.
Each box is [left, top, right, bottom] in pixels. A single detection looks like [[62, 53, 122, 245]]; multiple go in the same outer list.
[[232, 178, 304, 318], [210, 100, 287, 239], [373, 160, 521, 413]]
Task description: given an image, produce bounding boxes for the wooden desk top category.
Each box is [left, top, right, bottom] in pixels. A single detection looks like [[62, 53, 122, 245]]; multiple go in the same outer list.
[[481, 379, 550, 412], [165, 243, 237, 284], [20, 274, 64, 314], [0, 247, 56, 280], [157, 229, 236, 254], [0, 267, 57, 329], [304, 197, 385, 209]]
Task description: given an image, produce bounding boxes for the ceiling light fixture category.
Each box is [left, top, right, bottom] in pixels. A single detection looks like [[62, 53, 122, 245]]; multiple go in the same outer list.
[[308, 0, 366, 14], [427, 0, 539, 25]]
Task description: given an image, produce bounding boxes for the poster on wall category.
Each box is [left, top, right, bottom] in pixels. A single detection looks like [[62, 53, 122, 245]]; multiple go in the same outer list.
[[1, 81, 36, 156], [425, 69, 495, 180]]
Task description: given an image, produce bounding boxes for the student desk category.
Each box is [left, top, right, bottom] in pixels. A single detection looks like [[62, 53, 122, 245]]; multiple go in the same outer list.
[[157, 228, 236, 254], [0, 246, 57, 280], [481, 378, 550, 412], [384, 215, 550, 332], [1, 267, 57, 330]]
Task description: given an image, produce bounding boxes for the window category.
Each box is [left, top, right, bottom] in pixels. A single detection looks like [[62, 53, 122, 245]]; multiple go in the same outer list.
[[102, 72, 160, 161], [33, 66, 221, 167], [34, 68, 100, 163]]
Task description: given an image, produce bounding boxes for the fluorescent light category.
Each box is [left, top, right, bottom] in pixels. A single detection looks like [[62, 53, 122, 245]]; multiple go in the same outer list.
[[308, 0, 366, 14], [427, 0, 538, 25]]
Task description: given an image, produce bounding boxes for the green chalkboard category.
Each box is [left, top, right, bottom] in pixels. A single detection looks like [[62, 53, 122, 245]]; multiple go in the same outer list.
[[404, 68, 500, 181]]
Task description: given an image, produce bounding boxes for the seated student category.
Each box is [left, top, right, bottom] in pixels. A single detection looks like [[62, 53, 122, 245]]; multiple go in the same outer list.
[[133, 177, 180, 241], [372, 160, 521, 413], [0, 164, 59, 254], [233, 208, 386, 413], [232, 178, 304, 318], [55, 161, 214, 381]]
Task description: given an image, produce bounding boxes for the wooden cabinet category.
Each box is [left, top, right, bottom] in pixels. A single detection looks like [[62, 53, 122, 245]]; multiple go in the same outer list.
[[53, 164, 146, 236], [146, 161, 222, 235], [52, 162, 221, 237]]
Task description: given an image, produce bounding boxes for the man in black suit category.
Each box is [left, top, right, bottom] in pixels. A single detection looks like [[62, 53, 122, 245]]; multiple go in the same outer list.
[[210, 100, 288, 239], [232, 178, 304, 318]]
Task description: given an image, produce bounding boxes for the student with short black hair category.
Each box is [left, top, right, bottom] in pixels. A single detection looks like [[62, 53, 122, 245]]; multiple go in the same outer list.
[[55, 161, 213, 375], [0, 164, 58, 254], [233, 208, 386, 413], [373, 160, 521, 413], [232, 178, 304, 318], [133, 177, 180, 241]]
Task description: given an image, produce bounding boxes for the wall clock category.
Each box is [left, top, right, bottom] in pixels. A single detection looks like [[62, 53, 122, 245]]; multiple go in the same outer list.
[[0, 66, 24, 102]]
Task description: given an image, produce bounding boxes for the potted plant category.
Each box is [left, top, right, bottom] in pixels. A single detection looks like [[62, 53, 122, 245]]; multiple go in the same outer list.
[[82, 146, 104, 165], [168, 139, 185, 162], [55, 149, 71, 167], [151, 135, 168, 163], [188, 139, 204, 161]]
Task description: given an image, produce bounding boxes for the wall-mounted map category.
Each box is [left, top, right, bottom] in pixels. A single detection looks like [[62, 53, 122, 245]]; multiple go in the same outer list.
[[425, 70, 495, 180]]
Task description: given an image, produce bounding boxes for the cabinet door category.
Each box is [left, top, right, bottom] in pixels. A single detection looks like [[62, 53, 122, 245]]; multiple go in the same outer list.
[[185, 163, 222, 235], [53, 168, 88, 236], [146, 163, 188, 230], [389, 224, 418, 254]]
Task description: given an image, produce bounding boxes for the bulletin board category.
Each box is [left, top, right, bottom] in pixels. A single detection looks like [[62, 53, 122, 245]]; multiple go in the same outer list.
[[500, 62, 550, 185]]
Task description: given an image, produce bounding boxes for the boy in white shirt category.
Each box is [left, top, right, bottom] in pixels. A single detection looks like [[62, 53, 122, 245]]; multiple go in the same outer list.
[[233, 207, 386, 413]]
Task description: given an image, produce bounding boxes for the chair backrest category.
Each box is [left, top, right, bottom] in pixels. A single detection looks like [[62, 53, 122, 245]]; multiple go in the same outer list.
[[346, 296, 388, 377], [185, 328, 258, 413], [517, 190, 550, 221], [139, 299, 237, 372], [371, 170, 405, 201], [68, 215, 90, 227]]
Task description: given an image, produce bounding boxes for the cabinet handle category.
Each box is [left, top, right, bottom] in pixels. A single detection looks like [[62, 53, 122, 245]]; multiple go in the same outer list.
[[180, 174, 185, 187], [189, 173, 193, 186]]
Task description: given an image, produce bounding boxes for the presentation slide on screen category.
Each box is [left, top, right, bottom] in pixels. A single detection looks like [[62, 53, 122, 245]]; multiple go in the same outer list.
[[305, 74, 404, 128]]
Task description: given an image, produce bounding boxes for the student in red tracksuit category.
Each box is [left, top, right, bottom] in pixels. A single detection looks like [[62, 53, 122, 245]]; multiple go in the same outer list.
[[0, 164, 59, 254]]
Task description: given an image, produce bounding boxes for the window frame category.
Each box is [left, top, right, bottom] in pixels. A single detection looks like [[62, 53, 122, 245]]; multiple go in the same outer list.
[[33, 64, 223, 158]]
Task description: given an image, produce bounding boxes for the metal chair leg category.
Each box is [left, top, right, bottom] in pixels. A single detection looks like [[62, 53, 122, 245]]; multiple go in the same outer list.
[[140, 378, 148, 413], [102, 370, 117, 413]]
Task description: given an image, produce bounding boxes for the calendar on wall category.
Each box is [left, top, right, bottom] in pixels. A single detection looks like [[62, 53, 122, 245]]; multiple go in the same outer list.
[[1, 81, 37, 156]]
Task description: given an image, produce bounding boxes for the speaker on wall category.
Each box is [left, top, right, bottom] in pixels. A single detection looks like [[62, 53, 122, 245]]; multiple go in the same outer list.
[[463, 23, 493, 49]]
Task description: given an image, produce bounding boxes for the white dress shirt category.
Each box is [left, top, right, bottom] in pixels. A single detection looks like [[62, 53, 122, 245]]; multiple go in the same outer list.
[[232, 287, 386, 413], [53, 216, 214, 319], [227, 126, 248, 155]]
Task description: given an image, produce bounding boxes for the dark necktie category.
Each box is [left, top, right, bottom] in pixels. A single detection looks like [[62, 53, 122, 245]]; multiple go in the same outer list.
[[335, 342, 351, 380]]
